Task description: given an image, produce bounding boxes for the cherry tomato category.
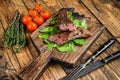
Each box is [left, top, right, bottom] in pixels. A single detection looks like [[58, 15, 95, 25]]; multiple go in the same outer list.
[[35, 4, 43, 12], [33, 16, 44, 26], [27, 21, 37, 32], [40, 10, 51, 20], [28, 9, 37, 17], [22, 16, 32, 25]]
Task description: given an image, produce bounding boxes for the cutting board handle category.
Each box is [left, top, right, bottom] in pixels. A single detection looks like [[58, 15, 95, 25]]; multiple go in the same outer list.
[[19, 54, 51, 80]]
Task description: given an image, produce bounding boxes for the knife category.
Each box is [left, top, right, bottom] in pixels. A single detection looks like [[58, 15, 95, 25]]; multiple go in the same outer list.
[[60, 39, 115, 80], [67, 50, 120, 80]]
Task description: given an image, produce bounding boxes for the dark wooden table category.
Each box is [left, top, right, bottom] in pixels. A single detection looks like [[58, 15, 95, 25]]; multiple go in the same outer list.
[[0, 0, 120, 80]]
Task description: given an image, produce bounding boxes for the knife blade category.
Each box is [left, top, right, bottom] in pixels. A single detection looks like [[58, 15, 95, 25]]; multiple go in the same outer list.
[[60, 39, 115, 80], [68, 51, 120, 80]]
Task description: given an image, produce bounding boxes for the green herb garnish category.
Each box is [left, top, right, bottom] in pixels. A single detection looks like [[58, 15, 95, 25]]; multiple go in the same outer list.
[[73, 19, 87, 29], [68, 11, 74, 22], [73, 19, 81, 28], [73, 38, 86, 45], [38, 33, 50, 39], [81, 20, 87, 29], [56, 41, 76, 52], [3, 11, 26, 53]]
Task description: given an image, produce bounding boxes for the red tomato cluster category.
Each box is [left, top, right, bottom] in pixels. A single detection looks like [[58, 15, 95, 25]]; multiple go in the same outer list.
[[22, 4, 51, 32]]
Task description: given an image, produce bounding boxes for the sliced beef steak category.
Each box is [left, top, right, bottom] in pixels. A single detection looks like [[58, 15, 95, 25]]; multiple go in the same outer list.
[[48, 9, 95, 45], [57, 9, 76, 31], [48, 28, 92, 45]]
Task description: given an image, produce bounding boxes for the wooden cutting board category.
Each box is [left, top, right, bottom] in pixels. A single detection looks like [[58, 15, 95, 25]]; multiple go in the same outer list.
[[30, 10, 104, 66], [19, 10, 104, 80]]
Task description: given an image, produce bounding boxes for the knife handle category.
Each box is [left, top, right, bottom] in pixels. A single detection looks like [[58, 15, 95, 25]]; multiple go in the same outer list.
[[103, 51, 120, 63], [91, 39, 115, 60]]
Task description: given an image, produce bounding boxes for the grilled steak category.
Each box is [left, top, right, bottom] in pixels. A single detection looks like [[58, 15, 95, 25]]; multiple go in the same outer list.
[[48, 28, 92, 45], [57, 9, 76, 31], [48, 9, 94, 45]]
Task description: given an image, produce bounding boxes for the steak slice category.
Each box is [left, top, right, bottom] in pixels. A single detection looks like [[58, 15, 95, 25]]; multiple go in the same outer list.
[[48, 28, 92, 45], [57, 9, 77, 31]]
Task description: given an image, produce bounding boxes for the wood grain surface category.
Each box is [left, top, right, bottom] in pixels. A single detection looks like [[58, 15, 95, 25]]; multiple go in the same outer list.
[[0, 0, 120, 80]]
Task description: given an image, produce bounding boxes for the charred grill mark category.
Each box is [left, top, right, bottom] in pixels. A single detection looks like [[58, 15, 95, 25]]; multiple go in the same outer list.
[[80, 29, 83, 33], [0, 55, 3, 59]]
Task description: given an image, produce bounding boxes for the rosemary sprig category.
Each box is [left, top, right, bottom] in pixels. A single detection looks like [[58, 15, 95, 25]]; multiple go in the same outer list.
[[3, 11, 26, 53]]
